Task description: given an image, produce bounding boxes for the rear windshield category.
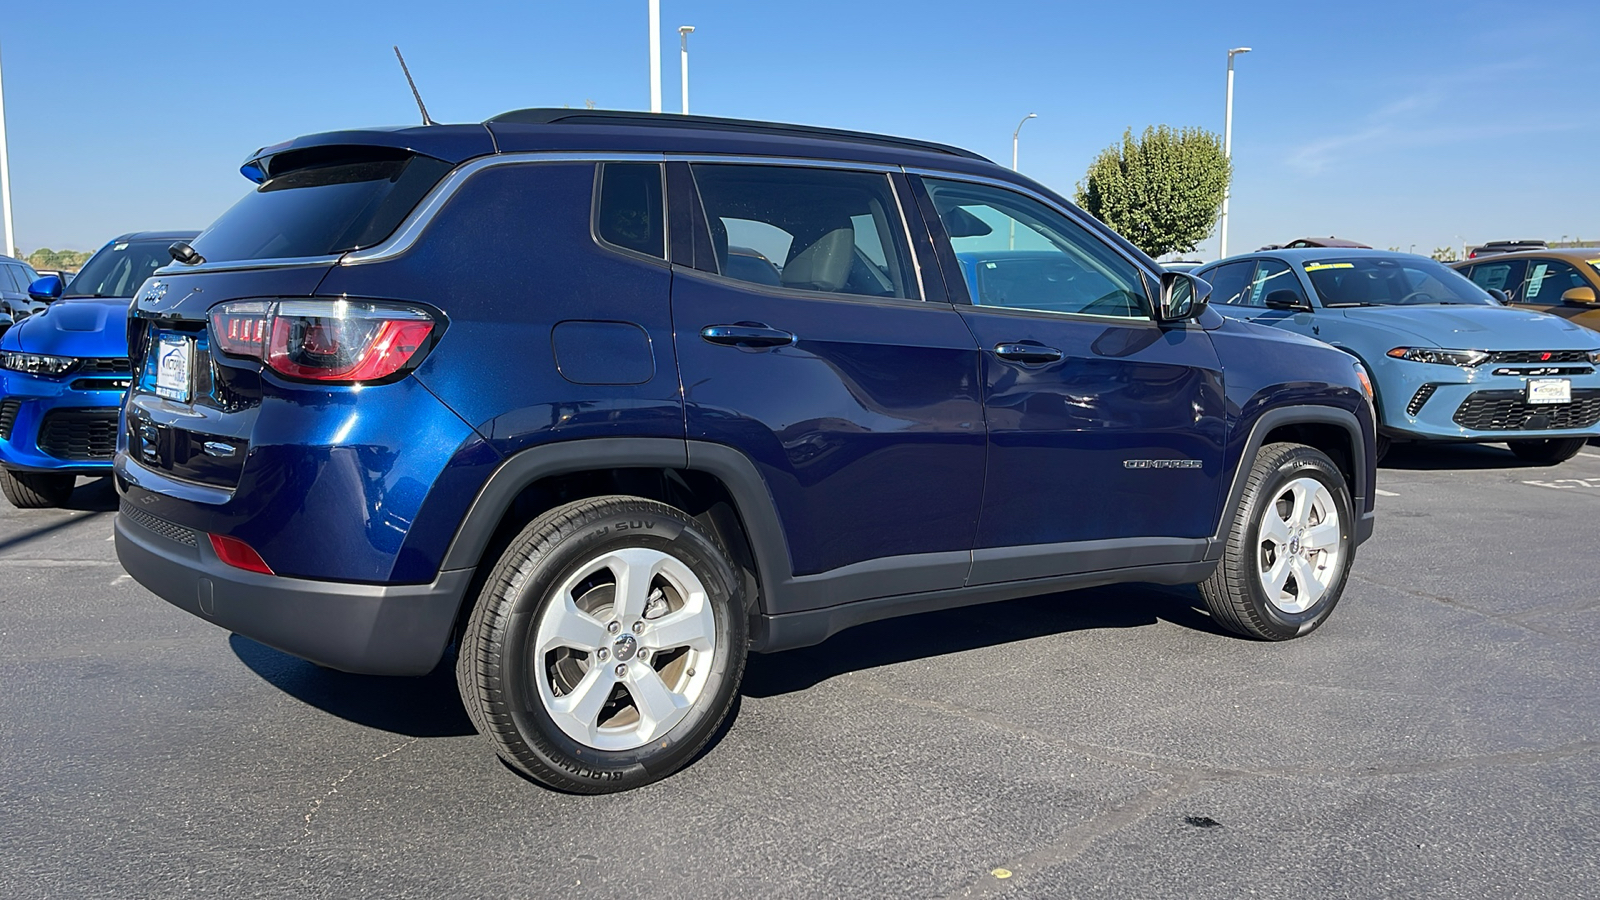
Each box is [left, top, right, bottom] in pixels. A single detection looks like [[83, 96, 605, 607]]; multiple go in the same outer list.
[[1301, 257, 1496, 307], [188, 151, 453, 263], [65, 240, 180, 298]]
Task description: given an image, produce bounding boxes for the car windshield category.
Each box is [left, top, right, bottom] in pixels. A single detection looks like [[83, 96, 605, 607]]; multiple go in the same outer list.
[[63, 240, 180, 298], [1586, 256, 1600, 277], [1302, 257, 1496, 307]]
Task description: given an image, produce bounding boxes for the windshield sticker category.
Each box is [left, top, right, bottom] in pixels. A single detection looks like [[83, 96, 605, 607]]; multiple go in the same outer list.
[[1587, 258, 1600, 269], [113, 242, 129, 251], [1304, 262, 1354, 272]]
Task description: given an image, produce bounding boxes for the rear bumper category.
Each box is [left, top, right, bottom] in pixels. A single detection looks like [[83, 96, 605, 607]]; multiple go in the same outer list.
[[115, 508, 475, 676]]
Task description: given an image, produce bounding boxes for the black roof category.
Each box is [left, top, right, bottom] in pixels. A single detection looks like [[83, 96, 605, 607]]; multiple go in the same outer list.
[[486, 108, 989, 162]]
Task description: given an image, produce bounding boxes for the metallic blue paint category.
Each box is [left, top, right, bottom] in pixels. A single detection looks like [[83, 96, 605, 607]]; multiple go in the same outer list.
[[1, 298, 132, 474]]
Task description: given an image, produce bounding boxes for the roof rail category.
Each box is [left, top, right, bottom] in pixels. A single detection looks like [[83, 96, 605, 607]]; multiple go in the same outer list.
[[485, 108, 989, 162]]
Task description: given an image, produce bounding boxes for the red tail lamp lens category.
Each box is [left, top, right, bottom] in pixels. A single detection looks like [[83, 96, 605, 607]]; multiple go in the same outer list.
[[209, 299, 436, 383], [208, 533, 274, 575]]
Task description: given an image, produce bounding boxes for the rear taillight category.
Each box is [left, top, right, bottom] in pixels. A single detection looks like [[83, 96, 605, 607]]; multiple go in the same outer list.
[[208, 299, 437, 383]]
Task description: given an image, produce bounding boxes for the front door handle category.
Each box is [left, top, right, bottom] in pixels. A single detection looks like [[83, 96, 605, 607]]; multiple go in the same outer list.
[[993, 342, 1064, 364], [701, 324, 797, 349]]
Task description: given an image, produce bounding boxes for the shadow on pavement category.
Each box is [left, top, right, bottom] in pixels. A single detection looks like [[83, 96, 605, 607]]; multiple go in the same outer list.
[[65, 476, 119, 513], [742, 582, 1222, 698], [230, 634, 475, 738], [1380, 441, 1574, 471]]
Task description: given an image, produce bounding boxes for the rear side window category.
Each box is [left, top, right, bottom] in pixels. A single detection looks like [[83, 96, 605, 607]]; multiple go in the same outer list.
[[690, 164, 918, 300], [189, 150, 454, 263], [595, 163, 665, 259]]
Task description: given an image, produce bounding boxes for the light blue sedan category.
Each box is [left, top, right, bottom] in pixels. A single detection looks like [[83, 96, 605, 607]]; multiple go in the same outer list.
[[1196, 249, 1600, 464]]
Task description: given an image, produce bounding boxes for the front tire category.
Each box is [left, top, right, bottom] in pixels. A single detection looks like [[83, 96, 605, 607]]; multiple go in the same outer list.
[[1199, 443, 1356, 641], [0, 468, 75, 509], [1507, 438, 1585, 465], [456, 495, 747, 793]]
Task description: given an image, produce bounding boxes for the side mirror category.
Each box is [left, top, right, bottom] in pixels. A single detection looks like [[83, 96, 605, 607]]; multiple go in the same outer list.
[[27, 275, 63, 303], [1488, 288, 1510, 305], [1562, 286, 1598, 307], [1264, 289, 1313, 312], [1158, 271, 1211, 322]]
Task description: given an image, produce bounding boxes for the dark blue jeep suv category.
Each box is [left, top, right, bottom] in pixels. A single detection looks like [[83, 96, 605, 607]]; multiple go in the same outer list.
[[115, 110, 1376, 792]]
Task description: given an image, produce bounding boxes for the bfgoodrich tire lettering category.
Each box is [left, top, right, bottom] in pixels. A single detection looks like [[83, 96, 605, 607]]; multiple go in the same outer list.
[[456, 495, 747, 793], [1200, 442, 1356, 641]]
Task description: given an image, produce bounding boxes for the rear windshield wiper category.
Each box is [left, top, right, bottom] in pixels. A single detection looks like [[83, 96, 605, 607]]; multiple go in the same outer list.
[[168, 240, 206, 266]]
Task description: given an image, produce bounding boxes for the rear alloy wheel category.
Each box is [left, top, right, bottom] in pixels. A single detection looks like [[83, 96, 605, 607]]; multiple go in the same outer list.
[[0, 468, 75, 509], [1200, 443, 1355, 640], [1507, 438, 1586, 465], [457, 495, 746, 793]]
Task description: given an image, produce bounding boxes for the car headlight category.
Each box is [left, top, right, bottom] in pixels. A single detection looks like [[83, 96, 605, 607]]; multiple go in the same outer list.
[[1385, 347, 1489, 367], [0, 351, 79, 376], [1590, 350, 1600, 364]]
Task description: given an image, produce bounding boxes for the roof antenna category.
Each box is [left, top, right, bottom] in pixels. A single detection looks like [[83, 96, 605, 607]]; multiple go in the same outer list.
[[393, 46, 436, 126]]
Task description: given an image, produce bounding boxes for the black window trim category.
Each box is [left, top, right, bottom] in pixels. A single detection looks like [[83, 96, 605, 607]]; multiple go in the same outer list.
[[590, 161, 670, 266]]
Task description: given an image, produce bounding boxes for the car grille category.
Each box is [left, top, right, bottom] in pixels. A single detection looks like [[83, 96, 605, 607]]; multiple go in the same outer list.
[[78, 358, 133, 375], [119, 499, 198, 547], [0, 398, 19, 440], [1486, 350, 1591, 364], [1452, 389, 1600, 431], [38, 408, 119, 461], [1406, 384, 1438, 417]]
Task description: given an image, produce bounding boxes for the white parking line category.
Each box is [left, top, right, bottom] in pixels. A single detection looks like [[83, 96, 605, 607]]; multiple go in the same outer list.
[[1579, 452, 1600, 460], [1375, 489, 1400, 497], [1524, 478, 1600, 490]]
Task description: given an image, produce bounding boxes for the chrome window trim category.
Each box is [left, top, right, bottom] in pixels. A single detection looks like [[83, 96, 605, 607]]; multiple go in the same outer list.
[[885, 174, 928, 303], [903, 165, 1163, 307]]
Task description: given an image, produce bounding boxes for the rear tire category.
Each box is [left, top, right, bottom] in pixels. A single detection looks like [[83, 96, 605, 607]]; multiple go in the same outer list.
[[456, 495, 747, 793], [1507, 438, 1585, 465], [0, 468, 75, 509], [1199, 443, 1355, 641]]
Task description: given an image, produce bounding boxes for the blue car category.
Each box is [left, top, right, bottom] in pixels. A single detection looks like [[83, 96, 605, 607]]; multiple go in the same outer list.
[[1196, 249, 1600, 464], [115, 109, 1376, 792], [0, 232, 196, 507]]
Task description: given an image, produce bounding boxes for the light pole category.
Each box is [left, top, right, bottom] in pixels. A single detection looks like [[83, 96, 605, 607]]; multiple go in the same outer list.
[[1219, 46, 1250, 259], [0, 40, 13, 258], [648, 0, 662, 113], [678, 26, 695, 115], [1011, 112, 1037, 172]]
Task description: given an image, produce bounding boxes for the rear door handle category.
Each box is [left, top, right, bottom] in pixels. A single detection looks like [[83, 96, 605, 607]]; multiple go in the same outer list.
[[993, 342, 1064, 364], [700, 324, 797, 349]]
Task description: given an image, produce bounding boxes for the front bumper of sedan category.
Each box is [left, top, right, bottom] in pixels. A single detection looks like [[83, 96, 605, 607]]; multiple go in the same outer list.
[[0, 368, 127, 473], [1377, 358, 1600, 442]]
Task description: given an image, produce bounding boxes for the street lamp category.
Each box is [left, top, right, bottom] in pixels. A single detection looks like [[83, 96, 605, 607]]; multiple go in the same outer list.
[[648, 1, 662, 113], [1011, 112, 1037, 172], [678, 26, 695, 115], [0, 40, 13, 257], [1219, 47, 1250, 259]]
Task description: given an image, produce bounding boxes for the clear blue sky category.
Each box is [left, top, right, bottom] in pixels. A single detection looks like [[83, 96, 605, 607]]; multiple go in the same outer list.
[[4, 0, 1597, 260]]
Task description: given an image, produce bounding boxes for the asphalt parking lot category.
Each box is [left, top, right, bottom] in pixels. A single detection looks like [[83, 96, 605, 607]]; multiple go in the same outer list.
[[3, 445, 1599, 899]]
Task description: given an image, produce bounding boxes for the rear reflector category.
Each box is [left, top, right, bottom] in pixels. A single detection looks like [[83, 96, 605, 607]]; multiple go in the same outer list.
[[208, 533, 274, 575]]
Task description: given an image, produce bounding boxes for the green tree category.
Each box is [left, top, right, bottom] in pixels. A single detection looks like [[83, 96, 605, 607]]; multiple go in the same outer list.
[[1430, 246, 1459, 262], [1074, 126, 1231, 259]]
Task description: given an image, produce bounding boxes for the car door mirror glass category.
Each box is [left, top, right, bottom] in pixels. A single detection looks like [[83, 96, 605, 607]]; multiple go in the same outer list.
[[1562, 285, 1598, 306], [1158, 271, 1210, 322], [27, 275, 63, 302]]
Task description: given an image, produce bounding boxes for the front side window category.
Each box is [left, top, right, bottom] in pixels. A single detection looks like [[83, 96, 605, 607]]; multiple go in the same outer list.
[[1464, 259, 1528, 301], [689, 164, 917, 300], [1523, 260, 1587, 304], [922, 178, 1147, 318], [1248, 259, 1308, 307], [595, 163, 665, 259], [1200, 261, 1255, 306]]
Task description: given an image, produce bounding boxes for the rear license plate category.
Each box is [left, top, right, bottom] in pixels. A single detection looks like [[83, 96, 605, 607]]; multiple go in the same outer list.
[[154, 333, 193, 402], [1527, 378, 1571, 405]]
